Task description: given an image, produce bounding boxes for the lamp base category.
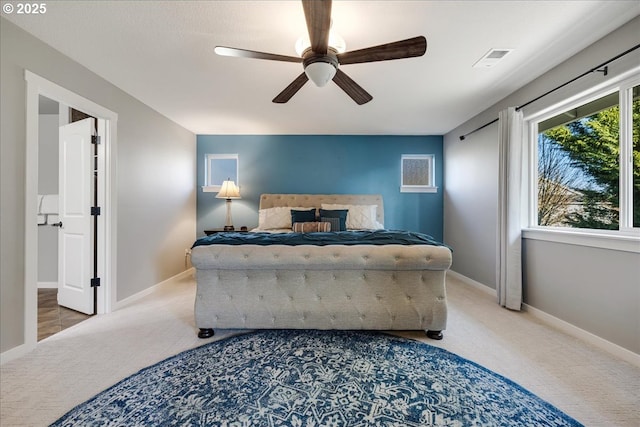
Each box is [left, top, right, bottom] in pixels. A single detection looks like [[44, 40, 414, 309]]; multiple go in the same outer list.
[[223, 198, 235, 231]]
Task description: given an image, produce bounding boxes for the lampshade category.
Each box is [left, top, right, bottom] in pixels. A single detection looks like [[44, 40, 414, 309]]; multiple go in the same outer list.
[[215, 180, 240, 199], [305, 61, 337, 87]]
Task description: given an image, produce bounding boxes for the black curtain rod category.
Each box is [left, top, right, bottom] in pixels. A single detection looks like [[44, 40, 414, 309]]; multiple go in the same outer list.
[[458, 43, 640, 141]]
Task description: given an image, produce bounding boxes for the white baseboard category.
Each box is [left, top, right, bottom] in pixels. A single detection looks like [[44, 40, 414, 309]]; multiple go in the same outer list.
[[0, 342, 36, 365], [37, 281, 57, 289], [2, 268, 195, 365], [447, 270, 496, 297], [522, 303, 640, 367], [113, 268, 194, 310], [448, 270, 640, 367]]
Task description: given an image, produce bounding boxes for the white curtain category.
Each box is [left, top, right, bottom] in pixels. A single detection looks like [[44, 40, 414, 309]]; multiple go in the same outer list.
[[496, 107, 523, 310]]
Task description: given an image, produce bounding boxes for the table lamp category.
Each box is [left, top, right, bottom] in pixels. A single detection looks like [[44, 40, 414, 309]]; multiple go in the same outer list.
[[216, 179, 241, 231]]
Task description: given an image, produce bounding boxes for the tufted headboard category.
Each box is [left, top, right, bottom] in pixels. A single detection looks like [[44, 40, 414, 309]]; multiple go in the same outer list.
[[259, 194, 384, 225]]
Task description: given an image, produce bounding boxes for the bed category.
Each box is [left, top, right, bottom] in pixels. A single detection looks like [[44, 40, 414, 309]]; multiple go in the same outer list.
[[191, 194, 452, 340]]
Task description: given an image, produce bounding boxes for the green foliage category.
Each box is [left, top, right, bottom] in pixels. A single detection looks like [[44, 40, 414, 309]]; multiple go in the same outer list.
[[541, 98, 640, 229]]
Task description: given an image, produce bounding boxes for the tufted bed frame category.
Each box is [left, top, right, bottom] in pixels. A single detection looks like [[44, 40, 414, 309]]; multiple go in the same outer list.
[[191, 194, 452, 340]]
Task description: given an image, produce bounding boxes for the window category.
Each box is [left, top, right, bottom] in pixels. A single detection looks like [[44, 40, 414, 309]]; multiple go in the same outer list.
[[203, 154, 238, 193], [633, 88, 640, 228], [528, 75, 639, 237], [400, 154, 437, 193]]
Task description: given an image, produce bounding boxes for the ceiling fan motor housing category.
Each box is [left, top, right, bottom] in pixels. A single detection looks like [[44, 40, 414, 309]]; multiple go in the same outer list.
[[302, 49, 339, 87]]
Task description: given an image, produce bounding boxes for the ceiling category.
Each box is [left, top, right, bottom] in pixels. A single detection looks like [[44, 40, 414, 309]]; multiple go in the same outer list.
[[5, 1, 639, 135]]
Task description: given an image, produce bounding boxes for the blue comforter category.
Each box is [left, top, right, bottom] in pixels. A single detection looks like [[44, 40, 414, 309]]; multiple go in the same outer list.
[[192, 230, 447, 248]]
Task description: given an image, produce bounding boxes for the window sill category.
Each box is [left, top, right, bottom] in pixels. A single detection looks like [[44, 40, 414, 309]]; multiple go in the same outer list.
[[522, 228, 640, 253], [400, 186, 438, 193], [202, 186, 221, 193]]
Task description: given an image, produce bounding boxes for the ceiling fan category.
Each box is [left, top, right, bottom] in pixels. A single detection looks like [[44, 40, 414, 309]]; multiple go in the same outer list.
[[214, 0, 427, 105]]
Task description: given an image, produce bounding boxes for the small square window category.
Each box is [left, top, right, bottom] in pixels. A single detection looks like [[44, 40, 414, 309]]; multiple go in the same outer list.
[[203, 154, 238, 192], [400, 154, 437, 193]]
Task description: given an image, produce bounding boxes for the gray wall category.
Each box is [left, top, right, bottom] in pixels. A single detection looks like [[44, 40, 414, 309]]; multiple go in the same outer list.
[[444, 16, 640, 354], [444, 123, 498, 286], [523, 240, 639, 353], [1, 18, 197, 354]]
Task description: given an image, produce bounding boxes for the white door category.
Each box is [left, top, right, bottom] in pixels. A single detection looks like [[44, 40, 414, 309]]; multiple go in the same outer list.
[[57, 118, 94, 314]]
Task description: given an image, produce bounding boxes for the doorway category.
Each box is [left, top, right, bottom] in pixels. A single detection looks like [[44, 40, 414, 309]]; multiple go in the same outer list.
[[36, 98, 97, 340], [25, 70, 117, 350]]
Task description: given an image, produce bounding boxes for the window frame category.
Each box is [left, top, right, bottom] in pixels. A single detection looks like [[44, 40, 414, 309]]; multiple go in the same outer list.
[[523, 71, 640, 253], [202, 153, 238, 193], [400, 154, 437, 193]]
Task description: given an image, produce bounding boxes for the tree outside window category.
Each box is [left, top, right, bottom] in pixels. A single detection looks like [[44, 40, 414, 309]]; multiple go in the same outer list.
[[536, 85, 639, 231]]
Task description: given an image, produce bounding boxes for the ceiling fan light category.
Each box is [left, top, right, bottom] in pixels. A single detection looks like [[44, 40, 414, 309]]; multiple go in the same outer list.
[[295, 31, 346, 56], [305, 61, 337, 87]]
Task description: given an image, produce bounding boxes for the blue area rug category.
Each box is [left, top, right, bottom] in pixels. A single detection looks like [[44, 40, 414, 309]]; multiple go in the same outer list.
[[51, 330, 582, 426]]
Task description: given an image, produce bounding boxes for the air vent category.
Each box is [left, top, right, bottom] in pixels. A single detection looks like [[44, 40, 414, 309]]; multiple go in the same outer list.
[[473, 48, 513, 68]]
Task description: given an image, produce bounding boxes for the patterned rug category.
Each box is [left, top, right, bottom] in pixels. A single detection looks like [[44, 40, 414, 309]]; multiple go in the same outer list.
[[51, 330, 582, 426]]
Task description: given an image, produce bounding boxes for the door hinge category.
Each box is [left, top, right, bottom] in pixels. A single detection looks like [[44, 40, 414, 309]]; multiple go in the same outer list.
[[91, 135, 101, 144], [91, 206, 101, 216], [91, 277, 101, 287]]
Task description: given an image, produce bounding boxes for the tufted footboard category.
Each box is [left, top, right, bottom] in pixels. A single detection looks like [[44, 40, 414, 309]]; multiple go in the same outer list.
[[191, 243, 452, 339]]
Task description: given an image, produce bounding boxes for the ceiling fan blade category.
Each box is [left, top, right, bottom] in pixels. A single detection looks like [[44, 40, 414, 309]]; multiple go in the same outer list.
[[215, 46, 302, 63], [332, 69, 373, 105], [337, 36, 427, 65], [272, 72, 309, 103], [302, 0, 332, 54]]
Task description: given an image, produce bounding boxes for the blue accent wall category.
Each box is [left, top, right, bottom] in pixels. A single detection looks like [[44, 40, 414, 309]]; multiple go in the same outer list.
[[197, 135, 443, 241]]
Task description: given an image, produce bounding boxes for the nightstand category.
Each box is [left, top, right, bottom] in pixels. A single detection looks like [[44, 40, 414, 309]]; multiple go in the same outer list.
[[204, 227, 248, 236]]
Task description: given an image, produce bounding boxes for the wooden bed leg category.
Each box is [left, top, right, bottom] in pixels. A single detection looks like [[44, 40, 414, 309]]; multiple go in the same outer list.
[[198, 328, 215, 339], [426, 330, 443, 340]]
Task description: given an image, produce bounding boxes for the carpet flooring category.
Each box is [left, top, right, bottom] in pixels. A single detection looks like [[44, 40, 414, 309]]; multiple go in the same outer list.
[[1, 272, 638, 426]]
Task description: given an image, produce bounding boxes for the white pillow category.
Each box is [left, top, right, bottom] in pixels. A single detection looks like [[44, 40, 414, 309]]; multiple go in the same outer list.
[[258, 206, 307, 230], [321, 204, 383, 230]]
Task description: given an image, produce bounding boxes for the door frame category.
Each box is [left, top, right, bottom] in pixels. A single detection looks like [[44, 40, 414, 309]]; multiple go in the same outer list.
[[24, 70, 118, 348]]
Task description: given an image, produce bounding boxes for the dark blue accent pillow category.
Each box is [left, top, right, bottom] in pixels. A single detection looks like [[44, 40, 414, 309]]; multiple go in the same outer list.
[[291, 209, 316, 225], [321, 217, 340, 233], [319, 209, 348, 231]]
